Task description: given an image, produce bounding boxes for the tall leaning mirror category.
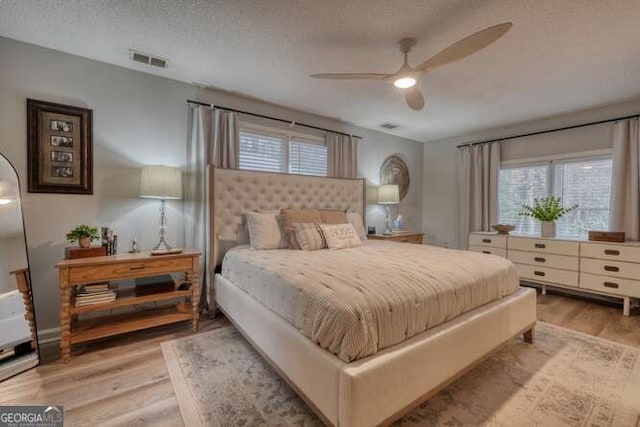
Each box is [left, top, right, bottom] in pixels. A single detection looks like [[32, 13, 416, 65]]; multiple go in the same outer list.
[[0, 152, 38, 381]]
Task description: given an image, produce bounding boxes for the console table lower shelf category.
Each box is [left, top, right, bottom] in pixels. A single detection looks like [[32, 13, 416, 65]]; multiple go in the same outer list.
[[56, 249, 201, 362]]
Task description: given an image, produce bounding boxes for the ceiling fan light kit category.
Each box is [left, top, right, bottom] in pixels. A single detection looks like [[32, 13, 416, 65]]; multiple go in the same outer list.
[[311, 22, 513, 111], [393, 77, 416, 89]]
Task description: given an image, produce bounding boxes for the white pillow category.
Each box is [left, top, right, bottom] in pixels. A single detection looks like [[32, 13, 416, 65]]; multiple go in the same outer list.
[[293, 223, 325, 251], [245, 211, 288, 250], [318, 223, 362, 250], [347, 212, 368, 241]]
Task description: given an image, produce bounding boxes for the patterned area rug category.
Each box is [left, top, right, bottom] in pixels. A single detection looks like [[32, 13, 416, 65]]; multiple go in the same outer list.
[[161, 322, 640, 426]]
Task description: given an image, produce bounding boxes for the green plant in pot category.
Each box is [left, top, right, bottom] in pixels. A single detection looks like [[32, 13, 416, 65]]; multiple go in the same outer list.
[[519, 197, 577, 238], [66, 225, 100, 248]]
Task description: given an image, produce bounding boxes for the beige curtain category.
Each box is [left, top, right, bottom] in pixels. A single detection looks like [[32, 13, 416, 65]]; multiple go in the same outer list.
[[611, 118, 640, 240], [458, 142, 501, 248], [327, 133, 358, 178], [185, 105, 239, 310]]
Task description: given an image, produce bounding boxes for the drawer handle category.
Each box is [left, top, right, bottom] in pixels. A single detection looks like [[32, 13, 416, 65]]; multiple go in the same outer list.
[[482, 239, 492, 243], [482, 251, 491, 254], [604, 265, 620, 272], [604, 249, 620, 256], [534, 243, 546, 249], [603, 281, 619, 289], [534, 271, 546, 277], [534, 257, 546, 263], [129, 266, 146, 271]]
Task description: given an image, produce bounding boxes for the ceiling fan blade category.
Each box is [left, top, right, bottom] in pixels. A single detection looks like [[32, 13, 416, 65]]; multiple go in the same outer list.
[[310, 73, 393, 80], [417, 22, 512, 71], [405, 87, 425, 111]]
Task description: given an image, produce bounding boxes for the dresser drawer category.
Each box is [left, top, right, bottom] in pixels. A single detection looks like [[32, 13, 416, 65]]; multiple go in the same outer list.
[[468, 233, 506, 248], [580, 273, 640, 298], [69, 257, 194, 283], [580, 258, 640, 280], [513, 263, 579, 287], [468, 245, 507, 257], [508, 237, 579, 256], [581, 242, 640, 263], [508, 250, 578, 271]]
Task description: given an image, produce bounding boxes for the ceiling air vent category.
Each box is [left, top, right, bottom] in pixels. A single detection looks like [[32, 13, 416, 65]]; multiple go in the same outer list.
[[129, 49, 168, 69], [379, 123, 398, 130]]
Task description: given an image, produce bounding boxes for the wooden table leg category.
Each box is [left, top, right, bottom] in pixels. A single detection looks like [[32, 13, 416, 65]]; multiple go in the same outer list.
[[59, 267, 72, 363]]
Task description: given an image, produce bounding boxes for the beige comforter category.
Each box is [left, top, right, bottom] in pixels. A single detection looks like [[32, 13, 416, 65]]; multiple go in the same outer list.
[[221, 241, 519, 362]]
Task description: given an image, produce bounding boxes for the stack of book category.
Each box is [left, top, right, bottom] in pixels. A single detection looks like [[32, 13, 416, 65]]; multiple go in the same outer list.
[[75, 283, 117, 307]]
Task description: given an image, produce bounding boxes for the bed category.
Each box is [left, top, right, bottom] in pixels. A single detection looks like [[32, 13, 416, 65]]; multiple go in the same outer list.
[[209, 167, 537, 427]]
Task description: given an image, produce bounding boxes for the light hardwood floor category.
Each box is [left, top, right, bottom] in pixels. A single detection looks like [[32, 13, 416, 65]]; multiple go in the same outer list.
[[1, 291, 639, 426]]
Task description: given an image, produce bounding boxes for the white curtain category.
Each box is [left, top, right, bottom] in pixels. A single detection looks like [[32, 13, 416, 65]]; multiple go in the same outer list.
[[185, 105, 239, 310], [327, 133, 358, 178], [611, 118, 640, 240], [458, 142, 501, 248]]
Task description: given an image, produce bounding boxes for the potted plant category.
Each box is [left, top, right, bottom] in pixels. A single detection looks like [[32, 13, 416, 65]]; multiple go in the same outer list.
[[519, 197, 577, 238], [66, 225, 100, 248]]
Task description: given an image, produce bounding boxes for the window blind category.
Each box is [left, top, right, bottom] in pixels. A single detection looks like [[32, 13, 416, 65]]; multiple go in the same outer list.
[[498, 164, 548, 235], [238, 131, 287, 173], [554, 158, 612, 239], [289, 138, 328, 176]]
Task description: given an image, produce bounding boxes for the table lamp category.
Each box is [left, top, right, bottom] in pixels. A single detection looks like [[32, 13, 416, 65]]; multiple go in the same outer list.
[[378, 184, 399, 235], [140, 165, 182, 253]]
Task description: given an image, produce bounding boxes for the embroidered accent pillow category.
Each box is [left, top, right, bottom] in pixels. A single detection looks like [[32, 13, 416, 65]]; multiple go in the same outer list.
[[245, 211, 288, 250], [293, 223, 326, 251], [346, 212, 368, 241], [318, 223, 362, 249], [281, 208, 322, 249], [319, 209, 348, 224]]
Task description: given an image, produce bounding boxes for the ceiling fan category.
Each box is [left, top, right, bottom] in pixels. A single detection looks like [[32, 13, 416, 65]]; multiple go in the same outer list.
[[310, 23, 512, 111]]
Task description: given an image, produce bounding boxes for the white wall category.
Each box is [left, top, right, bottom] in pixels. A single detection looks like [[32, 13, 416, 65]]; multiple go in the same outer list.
[[0, 37, 197, 331], [423, 98, 640, 249], [0, 37, 424, 336], [197, 88, 424, 234]]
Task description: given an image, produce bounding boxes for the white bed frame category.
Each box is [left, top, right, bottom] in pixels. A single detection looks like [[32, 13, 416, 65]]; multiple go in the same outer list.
[[208, 167, 537, 427]]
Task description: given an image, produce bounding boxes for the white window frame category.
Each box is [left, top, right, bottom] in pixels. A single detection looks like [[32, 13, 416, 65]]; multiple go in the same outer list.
[[239, 121, 327, 176], [499, 149, 613, 237]]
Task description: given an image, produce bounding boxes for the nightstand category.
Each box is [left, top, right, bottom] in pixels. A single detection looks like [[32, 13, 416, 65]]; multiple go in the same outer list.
[[368, 232, 424, 244], [56, 249, 201, 362]]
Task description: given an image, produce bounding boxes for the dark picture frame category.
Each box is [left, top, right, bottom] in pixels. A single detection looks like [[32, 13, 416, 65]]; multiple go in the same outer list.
[[27, 99, 93, 194]]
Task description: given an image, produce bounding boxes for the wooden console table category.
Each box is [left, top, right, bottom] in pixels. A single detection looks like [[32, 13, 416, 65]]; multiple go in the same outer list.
[[56, 249, 200, 362]]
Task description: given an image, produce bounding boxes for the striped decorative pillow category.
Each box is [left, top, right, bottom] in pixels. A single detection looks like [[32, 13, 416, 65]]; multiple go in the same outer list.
[[293, 223, 326, 251]]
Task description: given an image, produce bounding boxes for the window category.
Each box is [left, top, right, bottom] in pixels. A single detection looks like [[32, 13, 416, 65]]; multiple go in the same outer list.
[[498, 164, 549, 236], [239, 130, 287, 173], [239, 127, 328, 176], [289, 138, 327, 176], [498, 156, 613, 239]]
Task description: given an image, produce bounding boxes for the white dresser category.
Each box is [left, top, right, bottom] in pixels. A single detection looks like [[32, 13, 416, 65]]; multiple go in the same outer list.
[[469, 232, 639, 315]]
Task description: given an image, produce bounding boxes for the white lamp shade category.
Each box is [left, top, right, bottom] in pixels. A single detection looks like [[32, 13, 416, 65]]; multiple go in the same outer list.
[[378, 184, 399, 205], [140, 165, 182, 200]]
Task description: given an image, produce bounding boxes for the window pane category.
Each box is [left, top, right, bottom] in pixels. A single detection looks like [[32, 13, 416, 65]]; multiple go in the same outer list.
[[498, 165, 549, 235], [553, 158, 612, 240], [239, 131, 287, 173], [289, 138, 327, 176]]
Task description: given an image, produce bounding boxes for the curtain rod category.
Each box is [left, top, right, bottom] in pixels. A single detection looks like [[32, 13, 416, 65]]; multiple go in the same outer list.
[[456, 112, 640, 149], [187, 99, 362, 139]]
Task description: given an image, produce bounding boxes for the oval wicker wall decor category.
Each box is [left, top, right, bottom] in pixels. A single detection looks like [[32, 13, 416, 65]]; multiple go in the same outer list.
[[379, 154, 410, 200]]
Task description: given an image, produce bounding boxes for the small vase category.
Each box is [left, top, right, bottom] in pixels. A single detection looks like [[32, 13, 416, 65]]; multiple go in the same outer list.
[[79, 237, 91, 248], [541, 221, 556, 238]]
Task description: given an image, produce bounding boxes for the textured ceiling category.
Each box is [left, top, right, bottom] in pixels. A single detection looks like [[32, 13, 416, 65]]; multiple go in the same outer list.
[[1, 0, 640, 142]]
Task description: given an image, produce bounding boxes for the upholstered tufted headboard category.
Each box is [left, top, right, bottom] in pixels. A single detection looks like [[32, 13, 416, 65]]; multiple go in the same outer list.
[[209, 167, 365, 267]]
